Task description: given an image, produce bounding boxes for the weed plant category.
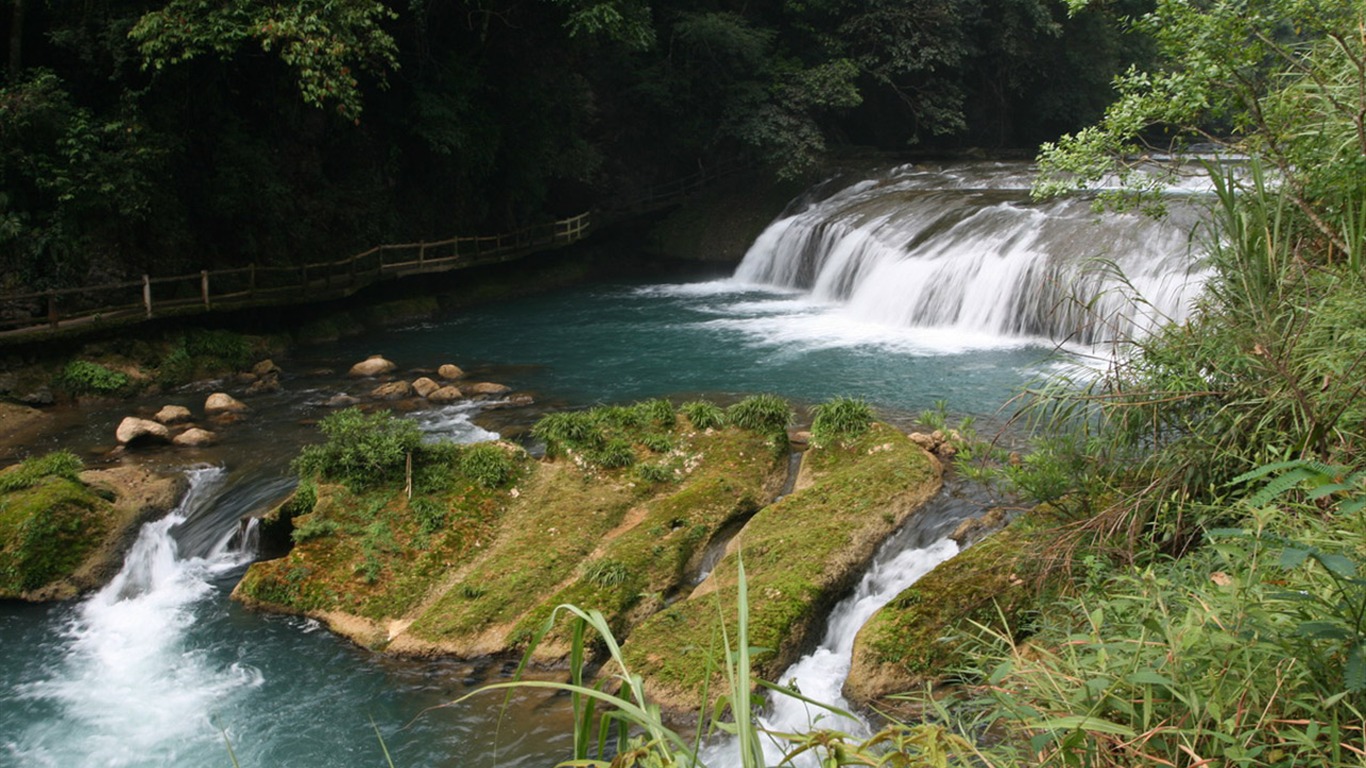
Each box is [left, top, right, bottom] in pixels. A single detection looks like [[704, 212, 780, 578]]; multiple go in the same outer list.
[[680, 400, 726, 431], [810, 396, 873, 447], [458, 443, 517, 488], [57, 360, 129, 395], [0, 451, 82, 493], [725, 394, 793, 436], [293, 408, 422, 490]]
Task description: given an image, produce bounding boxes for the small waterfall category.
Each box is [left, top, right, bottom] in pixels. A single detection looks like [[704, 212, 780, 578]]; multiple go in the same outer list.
[[733, 163, 1209, 346], [8, 466, 265, 767], [704, 536, 960, 767]]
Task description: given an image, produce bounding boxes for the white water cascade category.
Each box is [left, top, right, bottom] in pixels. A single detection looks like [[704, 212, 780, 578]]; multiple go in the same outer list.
[[7, 467, 264, 767], [733, 163, 1210, 347], [704, 537, 961, 767]]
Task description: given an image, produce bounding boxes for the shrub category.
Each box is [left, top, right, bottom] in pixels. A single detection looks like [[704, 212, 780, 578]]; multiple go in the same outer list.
[[642, 432, 675, 453], [532, 411, 604, 457], [183, 328, 253, 369], [680, 400, 726, 431], [291, 516, 339, 543], [0, 451, 83, 493], [589, 438, 636, 469], [410, 497, 447, 536], [58, 360, 129, 395], [292, 408, 422, 489], [459, 443, 517, 488], [810, 396, 874, 447], [635, 462, 675, 484], [726, 394, 793, 435]]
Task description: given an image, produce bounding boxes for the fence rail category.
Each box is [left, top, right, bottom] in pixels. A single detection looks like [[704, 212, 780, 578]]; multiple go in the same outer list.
[[0, 159, 747, 340]]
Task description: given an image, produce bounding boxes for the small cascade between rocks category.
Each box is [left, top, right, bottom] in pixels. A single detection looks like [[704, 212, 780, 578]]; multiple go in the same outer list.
[[733, 163, 1210, 347], [7, 467, 265, 767]]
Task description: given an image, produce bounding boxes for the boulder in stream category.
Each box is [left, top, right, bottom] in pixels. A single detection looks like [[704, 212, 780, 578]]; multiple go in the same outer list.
[[204, 392, 249, 415], [348, 355, 396, 378], [154, 405, 192, 424], [115, 416, 170, 445]]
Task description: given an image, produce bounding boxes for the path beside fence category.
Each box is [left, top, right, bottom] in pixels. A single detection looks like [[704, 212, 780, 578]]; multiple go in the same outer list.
[[0, 161, 744, 341]]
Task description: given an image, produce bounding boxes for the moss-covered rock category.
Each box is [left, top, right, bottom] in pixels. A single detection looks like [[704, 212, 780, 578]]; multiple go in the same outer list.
[[843, 509, 1068, 709], [0, 457, 186, 600], [235, 414, 787, 657], [619, 422, 942, 714]]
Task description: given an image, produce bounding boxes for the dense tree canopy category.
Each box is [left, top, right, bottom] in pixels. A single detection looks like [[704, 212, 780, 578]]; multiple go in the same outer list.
[[1, 0, 1151, 290]]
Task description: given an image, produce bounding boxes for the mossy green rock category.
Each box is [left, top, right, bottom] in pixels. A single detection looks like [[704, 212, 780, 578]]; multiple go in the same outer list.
[[620, 423, 941, 713], [0, 466, 186, 600], [844, 514, 1062, 708], [234, 424, 786, 656]]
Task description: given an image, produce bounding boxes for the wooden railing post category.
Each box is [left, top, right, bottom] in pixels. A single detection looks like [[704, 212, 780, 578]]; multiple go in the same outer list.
[[418, 241, 426, 266], [201, 270, 210, 309], [142, 274, 152, 318], [47, 292, 57, 329]]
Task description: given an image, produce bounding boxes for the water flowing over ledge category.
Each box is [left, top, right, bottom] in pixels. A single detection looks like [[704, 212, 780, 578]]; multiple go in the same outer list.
[[732, 162, 1211, 347]]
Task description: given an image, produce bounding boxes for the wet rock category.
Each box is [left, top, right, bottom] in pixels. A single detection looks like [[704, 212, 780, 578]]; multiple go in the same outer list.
[[245, 376, 281, 396], [484, 394, 535, 410], [173, 427, 218, 447], [18, 386, 53, 406], [251, 359, 282, 378], [349, 355, 396, 378], [412, 377, 440, 398], [950, 507, 1009, 547], [371, 381, 413, 400], [466, 382, 511, 396], [427, 386, 464, 404], [233, 372, 258, 385], [154, 405, 192, 424], [325, 393, 361, 408], [205, 392, 249, 415], [437, 364, 465, 381], [116, 417, 170, 445]]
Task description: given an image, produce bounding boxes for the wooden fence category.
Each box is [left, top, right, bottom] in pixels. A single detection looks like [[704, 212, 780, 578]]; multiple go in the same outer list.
[[0, 159, 746, 340]]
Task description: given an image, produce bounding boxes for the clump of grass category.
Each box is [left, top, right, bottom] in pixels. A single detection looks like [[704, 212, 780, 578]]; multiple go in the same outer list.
[[293, 408, 422, 490], [583, 558, 631, 587], [410, 496, 446, 536], [726, 394, 793, 435], [681, 400, 726, 430], [57, 360, 129, 395], [0, 451, 83, 493], [635, 462, 674, 484], [291, 516, 340, 543], [810, 396, 874, 447], [531, 411, 604, 457], [589, 438, 636, 469], [458, 443, 517, 488]]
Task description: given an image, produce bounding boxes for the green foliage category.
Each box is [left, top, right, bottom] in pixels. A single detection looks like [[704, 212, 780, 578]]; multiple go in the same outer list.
[[458, 443, 517, 489], [583, 558, 631, 588], [635, 462, 675, 484], [183, 329, 253, 369], [725, 394, 793, 436], [532, 411, 605, 458], [291, 516, 340, 543], [409, 497, 447, 537], [809, 396, 873, 447], [1231, 459, 1366, 515], [680, 400, 726, 431], [589, 438, 636, 470], [0, 451, 83, 493], [57, 360, 130, 396], [130, 0, 399, 121], [292, 408, 422, 490]]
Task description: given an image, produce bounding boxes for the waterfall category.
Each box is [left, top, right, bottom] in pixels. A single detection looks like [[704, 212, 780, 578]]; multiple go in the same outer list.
[[7, 467, 265, 767], [733, 163, 1209, 346], [703, 537, 960, 767]]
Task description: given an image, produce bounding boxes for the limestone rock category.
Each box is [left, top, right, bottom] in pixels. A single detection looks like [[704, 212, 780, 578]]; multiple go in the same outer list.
[[949, 507, 1009, 547], [437, 364, 465, 381], [252, 359, 282, 378], [427, 386, 464, 404], [466, 382, 511, 396], [205, 392, 249, 415], [154, 405, 192, 424], [116, 416, 170, 445], [349, 355, 396, 378], [412, 377, 440, 398], [245, 376, 280, 396], [483, 394, 536, 410], [371, 380, 413, 400], [326, 393, 361, 408], [173, 427, 218, 447]]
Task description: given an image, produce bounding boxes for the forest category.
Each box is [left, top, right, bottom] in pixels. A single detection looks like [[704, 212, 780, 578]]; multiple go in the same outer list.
[[0, 0, 1149, 292]]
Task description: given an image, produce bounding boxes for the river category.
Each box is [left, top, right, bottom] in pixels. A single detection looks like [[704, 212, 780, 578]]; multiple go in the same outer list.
[[0, 161, 1207, 767]]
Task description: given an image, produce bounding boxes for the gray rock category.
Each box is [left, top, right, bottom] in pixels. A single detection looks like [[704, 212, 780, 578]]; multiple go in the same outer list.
[[205, 392, 249, 415], [349, 355, 396, 377], [154, 405, 193, 424], [371, 380, 413, 400], [116, 417, 170, 445]]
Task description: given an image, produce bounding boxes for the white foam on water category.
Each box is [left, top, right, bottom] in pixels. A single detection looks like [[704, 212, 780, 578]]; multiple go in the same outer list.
[[7, 467, 264, 768]]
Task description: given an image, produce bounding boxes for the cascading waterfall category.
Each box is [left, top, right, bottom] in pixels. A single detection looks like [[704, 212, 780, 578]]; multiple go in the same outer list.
[[733, 163, 1210, 346], [704, 536, 961, 767], [7, 467, 263, 767]]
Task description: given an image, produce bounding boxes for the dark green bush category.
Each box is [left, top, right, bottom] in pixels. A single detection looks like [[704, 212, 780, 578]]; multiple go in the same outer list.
[[727, 394, 794, 435], [680, 400, 726, 430], [293, 408, 423, 489], [58, 360, 129, 395], [459, 443, 518, 488], [0, 451, 83, 493], [590, 438, 636, 469], [532, 411, 605, 457], [810, 396, 874, 447], [184, 328, 253, 369]]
